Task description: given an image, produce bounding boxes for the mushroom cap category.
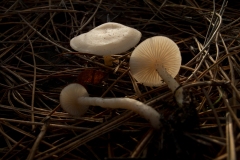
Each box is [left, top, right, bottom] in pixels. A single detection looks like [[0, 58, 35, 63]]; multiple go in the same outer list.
[[60, 83, 89, 116], [70, 22, 142, 56], [129, 36, 181, 87]]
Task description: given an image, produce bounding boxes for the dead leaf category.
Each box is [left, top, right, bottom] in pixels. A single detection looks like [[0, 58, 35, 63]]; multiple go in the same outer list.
[[77, 69, 108, 86]]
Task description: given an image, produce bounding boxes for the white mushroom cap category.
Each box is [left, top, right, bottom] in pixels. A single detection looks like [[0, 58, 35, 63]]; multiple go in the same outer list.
[[129, 36, 181, 87], [70, 22, 142, 56], [60, 83, 89, 116]]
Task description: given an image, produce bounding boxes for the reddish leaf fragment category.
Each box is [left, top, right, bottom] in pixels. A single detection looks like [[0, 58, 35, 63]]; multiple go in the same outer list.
[[77, 69, 108, 86]]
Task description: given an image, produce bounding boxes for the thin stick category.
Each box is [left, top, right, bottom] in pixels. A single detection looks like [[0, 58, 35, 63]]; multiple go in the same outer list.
[[131, 128, 154, 157], [28, 39, 36, 130], [26, 119, 50, 160], [226, 113, 236, 160]]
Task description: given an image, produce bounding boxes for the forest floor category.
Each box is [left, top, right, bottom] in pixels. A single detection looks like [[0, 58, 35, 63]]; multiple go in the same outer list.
[[0, 0, 240, 159]]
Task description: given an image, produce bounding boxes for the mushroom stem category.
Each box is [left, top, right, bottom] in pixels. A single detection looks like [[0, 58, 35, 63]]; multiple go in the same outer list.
[[78, 97, 161, 129], [156, 64, 183, 107], [60, 83, 161, 129], [103, 55, 113, 66]]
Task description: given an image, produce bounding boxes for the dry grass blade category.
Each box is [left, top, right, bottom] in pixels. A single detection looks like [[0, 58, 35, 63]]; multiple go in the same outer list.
[[131, 128, 154, 158], [226, 113, 236, 160]]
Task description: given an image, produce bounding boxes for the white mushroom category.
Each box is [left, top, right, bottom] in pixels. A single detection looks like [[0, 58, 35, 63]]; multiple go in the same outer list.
[[70, 22, 142, 66], [60, 83, 161, 129], [129, 36, 183, 106]]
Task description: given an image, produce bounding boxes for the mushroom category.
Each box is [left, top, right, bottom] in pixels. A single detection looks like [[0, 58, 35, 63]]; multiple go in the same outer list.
[[60, 83, 161, 129], [70, 22, 142, 66], [129, 36, 183, 106]]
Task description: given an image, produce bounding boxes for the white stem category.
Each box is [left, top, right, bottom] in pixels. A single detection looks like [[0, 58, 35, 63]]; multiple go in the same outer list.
[[156, 64, 183, 107], [78, 97, 161, 129]]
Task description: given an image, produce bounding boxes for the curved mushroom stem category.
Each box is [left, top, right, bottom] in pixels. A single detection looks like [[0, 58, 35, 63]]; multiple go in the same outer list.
[[78, 97, 161, 129], [156, 64, 183, 107]]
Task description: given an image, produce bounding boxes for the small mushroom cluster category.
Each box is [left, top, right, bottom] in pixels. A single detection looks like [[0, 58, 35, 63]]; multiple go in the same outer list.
[[60, 22, 183, 129]]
